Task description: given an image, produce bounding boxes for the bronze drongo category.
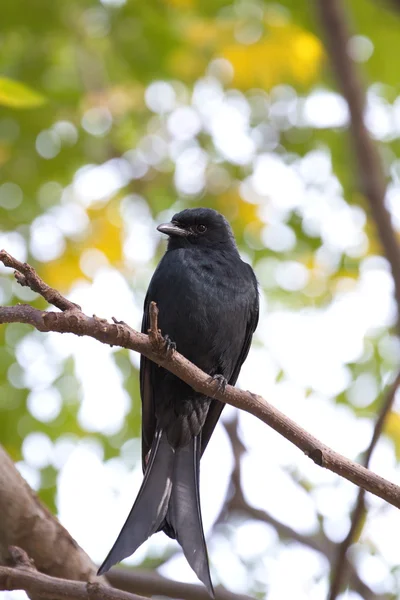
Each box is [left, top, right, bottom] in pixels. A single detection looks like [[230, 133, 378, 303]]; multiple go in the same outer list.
[[98, 208, 259, 595]]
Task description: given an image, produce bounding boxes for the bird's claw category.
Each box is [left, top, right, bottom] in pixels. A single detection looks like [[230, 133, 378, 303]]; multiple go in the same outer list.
[[163, 334, 176, 356], [210, 374, 228, 392]]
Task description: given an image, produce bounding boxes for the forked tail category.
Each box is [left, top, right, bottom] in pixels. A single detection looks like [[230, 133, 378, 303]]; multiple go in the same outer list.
[[97, 430, 213, 597]]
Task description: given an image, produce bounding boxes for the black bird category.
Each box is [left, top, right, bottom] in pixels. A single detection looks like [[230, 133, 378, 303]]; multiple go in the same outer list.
[[98, 208, 259, 594]]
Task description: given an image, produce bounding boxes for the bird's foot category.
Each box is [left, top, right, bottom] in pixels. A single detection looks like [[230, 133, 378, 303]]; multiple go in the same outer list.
[[163, 334, 176, 356], [210, 373, 228, 393]]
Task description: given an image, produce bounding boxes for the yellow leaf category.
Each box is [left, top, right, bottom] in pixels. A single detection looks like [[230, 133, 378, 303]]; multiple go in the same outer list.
[[41, 201, 123, 291], [186, 21, 223, 46], [0, 77, 46, 109], [0, 144, 11, 166], [217, 188, 259, 228], [291, 32, 323, 84], [41, 248, 85, 292], [384, 411, 400, 460], [87, 202, 123, 264], [168, 48, 206, 80], [163, 0, 195, 7], [222, 23, 324, 90]]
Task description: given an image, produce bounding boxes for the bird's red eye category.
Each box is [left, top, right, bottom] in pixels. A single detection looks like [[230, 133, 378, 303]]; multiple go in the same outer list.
[[196, 224, 207, 233]]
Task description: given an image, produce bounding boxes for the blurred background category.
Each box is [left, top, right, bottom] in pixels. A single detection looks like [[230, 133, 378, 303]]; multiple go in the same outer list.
[[2, 0, 400, 598]]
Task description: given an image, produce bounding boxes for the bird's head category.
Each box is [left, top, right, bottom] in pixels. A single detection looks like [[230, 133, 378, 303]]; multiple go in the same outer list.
[[157, 207, 237, 250]]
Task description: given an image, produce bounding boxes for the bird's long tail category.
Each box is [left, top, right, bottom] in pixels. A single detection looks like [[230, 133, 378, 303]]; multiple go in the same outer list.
[[97, 430, 213, 597], [166, 435, 214, 596]]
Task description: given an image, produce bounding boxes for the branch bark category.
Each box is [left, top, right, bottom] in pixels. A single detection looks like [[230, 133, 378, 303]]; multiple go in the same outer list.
[[1, 250, 400, 512], [0, 548, 145, 600], [107, 569, 253, 600], [0, 445, 98, 583], [1, 561, 250, 600]]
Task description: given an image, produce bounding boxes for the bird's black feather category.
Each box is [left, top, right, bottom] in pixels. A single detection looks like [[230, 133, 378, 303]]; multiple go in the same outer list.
[[99, 208, 259, 594]]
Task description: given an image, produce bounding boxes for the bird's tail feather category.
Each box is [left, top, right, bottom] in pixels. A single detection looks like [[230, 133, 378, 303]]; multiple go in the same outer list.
[[167, 436, 214, 597], [98, 431, 213, 597], [97, 429, 174, 576]]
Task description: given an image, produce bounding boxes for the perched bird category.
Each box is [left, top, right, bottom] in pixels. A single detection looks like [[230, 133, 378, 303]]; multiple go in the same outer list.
[[98, 208, 259, 595]]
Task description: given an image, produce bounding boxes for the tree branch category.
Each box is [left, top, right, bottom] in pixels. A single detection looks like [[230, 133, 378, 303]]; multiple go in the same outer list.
[[315, 0, 400, 327], [315, 1, 400, 597], [107, 569, 253, 600], [217, 418, 385, 600], [0, 547, 145, 600], [1, 251, 400, 513], [215, 417, 335, 558], [0, 445, 99, 584]]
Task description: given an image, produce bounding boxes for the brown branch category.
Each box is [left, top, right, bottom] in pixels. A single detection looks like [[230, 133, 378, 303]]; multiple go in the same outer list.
[[0, 445, 99, 584], [328, 371, 400, 600], [0, 548, 146, 600], [315, 0, 400, 327], [1, 253, 400, 514], [107, 569, 253, 600], [315, 1, 400, 597], [215, 417, 334, 558], [147, 301, 167, 353]]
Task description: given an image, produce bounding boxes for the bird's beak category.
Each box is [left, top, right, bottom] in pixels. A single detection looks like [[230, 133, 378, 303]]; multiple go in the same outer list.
[[157, 222, 189, 237]]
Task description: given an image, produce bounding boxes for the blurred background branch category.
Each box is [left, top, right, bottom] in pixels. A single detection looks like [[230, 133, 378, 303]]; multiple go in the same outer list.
[[316, 0, 400, 323], [327, 370, 400, 600], [217, 418, 389, 600], [316, 0, 400, 597]]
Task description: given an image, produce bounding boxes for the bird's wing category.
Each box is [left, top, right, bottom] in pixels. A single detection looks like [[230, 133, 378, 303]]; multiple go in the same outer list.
[[140, 292, 157, 471], [200, 278, 259, 455]]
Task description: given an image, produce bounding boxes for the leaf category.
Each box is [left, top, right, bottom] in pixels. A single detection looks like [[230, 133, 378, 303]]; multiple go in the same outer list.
[[384, 411, 400, 460], [222, 22, 324, 90], [0, 77, 46, 109]]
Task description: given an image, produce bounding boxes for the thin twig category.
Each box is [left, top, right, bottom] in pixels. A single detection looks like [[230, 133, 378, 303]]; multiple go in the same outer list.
[[1, 253, 400, 512], [215, 417, 334, 558], [218, 418, 384, 600], [147, 300, 164, 352]]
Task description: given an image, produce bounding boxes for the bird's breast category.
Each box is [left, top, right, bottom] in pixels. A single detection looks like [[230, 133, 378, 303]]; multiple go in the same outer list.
[[148, 248, 252, 375]]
